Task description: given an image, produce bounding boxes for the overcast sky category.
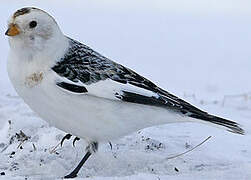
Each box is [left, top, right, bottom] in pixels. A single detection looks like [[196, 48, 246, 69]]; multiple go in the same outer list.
[[1, 1, 250, 96], [1, 0, 251, 16]]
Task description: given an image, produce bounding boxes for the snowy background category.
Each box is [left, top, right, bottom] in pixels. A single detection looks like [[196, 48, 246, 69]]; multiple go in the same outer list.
[[0, 0, 251, 179]]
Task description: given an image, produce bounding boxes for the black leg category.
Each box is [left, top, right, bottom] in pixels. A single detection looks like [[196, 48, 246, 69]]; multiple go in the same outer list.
[[64, 151, 92, 179]]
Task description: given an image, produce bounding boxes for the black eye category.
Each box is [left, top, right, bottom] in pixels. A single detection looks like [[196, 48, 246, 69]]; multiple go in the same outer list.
[[29, 21, 37, 28]]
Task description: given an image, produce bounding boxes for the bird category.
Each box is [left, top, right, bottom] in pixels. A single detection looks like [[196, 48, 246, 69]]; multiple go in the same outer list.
[[6, 7, 244, 178]]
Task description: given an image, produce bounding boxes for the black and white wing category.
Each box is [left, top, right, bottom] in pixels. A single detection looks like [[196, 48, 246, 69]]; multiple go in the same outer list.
[[52, 38, 184, 107], [52, 37, 244, 135]]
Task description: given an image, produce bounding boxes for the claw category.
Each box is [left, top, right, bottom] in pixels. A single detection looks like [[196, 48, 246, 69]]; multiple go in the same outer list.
[[73, 137, 80, 147], [60, 134, 72, 147], [109, 141, 113, 150]]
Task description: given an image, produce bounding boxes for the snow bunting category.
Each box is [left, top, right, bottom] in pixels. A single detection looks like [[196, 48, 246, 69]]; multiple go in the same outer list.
[[6, 7, 244, 178]]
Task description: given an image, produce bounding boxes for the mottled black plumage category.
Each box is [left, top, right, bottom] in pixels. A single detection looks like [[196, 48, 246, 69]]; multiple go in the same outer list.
[[52, 37, 244, 135], [13, 7, 39, 18], [13, 8, 31, 18]]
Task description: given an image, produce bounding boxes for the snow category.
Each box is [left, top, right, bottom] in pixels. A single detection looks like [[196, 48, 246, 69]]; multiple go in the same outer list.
[[0, 1, 251, 179]]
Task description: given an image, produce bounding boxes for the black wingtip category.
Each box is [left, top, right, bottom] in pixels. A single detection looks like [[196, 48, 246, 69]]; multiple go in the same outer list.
[[211, 117, 245, 135], [190, 113, 245, 135], [226, 124, 245, 135]]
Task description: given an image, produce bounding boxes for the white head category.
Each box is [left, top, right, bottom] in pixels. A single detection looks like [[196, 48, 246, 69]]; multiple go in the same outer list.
[[6, 7, 66, 57]]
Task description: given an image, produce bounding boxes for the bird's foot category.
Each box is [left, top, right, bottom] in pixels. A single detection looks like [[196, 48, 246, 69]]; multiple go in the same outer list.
[[60, 133, 72, 147], [73, 137, 80, 147], [109, 141, 113, 150], [64, 172, 77, 179], [50, 134, 80, 154], [60, 134, 81, 147], [64, 142, 96, 179]]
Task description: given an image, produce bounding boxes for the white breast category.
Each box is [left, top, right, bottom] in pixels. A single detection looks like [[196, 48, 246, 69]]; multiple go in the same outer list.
[[8, 57, 187, 143], [7, 48, 188, 143]]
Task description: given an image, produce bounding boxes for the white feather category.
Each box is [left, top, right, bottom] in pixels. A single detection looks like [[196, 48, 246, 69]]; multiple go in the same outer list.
[[6, 8, 193, 142]]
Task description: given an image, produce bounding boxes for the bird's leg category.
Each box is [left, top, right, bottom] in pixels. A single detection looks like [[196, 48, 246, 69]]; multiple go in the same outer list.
[[64, 141, 98, 179], [64, 151, 91, 178], [60, 133, 72, 147]]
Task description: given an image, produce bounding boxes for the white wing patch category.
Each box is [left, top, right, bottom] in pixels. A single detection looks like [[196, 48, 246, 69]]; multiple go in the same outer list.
[[55, 72, 159, 101], [86, 79, 159, 100]]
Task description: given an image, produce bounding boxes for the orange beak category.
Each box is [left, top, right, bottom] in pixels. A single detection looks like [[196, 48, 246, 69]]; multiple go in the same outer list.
[[5, 24, 20, 36]]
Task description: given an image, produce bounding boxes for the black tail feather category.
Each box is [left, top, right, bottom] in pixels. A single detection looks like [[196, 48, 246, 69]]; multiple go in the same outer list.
[[190, 113, 245, 135]]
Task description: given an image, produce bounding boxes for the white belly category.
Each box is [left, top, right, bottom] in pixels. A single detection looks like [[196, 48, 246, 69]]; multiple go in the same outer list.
[[7, 56, 186, 142]]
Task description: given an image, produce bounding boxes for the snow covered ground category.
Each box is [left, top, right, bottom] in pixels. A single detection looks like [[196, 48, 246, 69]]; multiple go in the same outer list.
[[0, 1, 251, 179]]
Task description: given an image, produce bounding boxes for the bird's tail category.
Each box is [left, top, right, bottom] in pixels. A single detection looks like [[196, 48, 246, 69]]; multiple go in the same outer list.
[[190, 113, 245, 135]]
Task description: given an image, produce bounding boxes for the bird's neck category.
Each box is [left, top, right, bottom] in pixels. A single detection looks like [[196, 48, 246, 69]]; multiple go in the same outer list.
[[8, 34, 69, 67]]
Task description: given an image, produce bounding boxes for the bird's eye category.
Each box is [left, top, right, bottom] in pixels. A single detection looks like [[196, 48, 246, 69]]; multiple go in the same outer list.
[[29, 21, 37, 28]]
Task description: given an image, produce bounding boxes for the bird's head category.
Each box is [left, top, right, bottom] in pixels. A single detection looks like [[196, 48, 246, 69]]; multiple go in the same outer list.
[[6, 7, 64, 53]]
